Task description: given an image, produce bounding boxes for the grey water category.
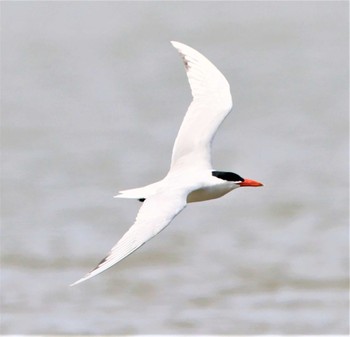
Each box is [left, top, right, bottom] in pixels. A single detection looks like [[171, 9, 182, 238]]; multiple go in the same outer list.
[[1, 1, 349, 334]]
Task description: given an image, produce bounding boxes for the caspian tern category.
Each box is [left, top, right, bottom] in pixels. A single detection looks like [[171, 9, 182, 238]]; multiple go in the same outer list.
[[71, 41, 263, 286]]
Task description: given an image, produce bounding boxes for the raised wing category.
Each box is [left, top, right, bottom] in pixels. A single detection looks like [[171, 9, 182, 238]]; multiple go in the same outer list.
[[71, 190, 187, 285], [170, 41, 233, 171]]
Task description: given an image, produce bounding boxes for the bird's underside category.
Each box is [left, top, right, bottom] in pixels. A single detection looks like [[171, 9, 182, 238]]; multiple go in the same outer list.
[[115, 170, 243, 203]]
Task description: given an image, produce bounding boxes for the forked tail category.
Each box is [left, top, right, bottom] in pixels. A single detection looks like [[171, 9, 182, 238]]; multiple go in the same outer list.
[[113, 180, 163, 200]]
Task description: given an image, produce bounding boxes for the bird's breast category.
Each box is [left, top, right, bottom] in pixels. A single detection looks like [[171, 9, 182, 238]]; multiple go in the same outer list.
[[186, 182, 236, 203]]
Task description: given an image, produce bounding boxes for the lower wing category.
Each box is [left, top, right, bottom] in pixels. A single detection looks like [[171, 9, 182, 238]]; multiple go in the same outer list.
[[71, 190, 188, 286]]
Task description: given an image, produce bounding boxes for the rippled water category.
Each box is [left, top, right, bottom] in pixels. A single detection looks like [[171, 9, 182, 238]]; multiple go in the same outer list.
[[1, 1, 349, 334]]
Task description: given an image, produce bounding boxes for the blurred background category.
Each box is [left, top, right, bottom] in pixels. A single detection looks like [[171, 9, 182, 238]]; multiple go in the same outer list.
[[1, 1, 348, 334]]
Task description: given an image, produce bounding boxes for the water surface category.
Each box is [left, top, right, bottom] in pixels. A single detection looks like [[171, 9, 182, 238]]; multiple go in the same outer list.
[[1, 1, 348, 334]]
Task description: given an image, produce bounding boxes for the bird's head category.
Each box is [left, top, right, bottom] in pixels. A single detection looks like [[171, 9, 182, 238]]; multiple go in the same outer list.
[[212, 171, 263, 188]]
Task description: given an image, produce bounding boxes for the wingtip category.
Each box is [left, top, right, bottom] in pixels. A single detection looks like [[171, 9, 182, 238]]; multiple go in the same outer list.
[[70, 270, 96, 286], [70, 275, 90, 287], [170, 40, 183, 49], [69, 277, 84, 287]]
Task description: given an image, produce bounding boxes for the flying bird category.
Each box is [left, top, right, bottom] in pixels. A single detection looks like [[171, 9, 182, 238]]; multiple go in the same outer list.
[[71, 41, 263, 286]]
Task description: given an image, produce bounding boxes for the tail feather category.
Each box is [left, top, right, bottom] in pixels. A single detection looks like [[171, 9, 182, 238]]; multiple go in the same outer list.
[[114, 180, 163, 200], [113, 189, 144, 199]]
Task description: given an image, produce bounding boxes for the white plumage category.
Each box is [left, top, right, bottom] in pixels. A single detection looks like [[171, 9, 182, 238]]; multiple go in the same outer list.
[[71, 41, 262, 286], [170, 41, 233, 171]]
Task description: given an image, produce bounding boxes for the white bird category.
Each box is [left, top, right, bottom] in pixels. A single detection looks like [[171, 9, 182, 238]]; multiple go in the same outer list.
[[71, 41, 263, 286]]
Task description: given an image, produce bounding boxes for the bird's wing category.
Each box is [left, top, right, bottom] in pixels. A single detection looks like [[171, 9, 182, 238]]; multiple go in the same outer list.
[[170, 41, 233, 171], [70, 189, 188, 286]]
